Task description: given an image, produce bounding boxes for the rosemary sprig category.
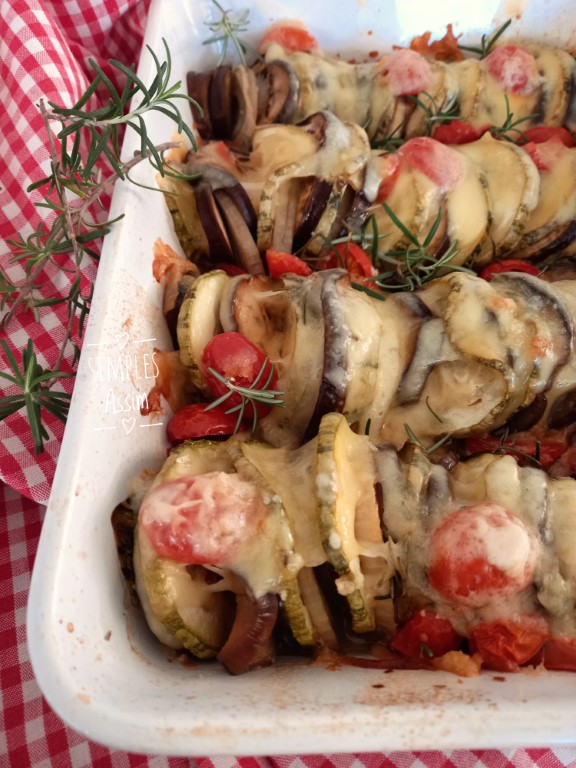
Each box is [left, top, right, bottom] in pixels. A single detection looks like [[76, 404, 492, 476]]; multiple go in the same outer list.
[[490, 95, 534, 143], [404, 423, 452, 456], [203, 0, 260, 67], [0, 340, 73, 453], [371, 126, 405, 152], [409, 91, 463, 135], [458, 19, 512, 58], [0, 42, 199, 453], [204, 359, 284, 435], [370, 204, 473, 292]]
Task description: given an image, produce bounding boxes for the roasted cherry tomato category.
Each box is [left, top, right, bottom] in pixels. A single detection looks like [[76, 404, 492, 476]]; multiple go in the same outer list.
[[139, 473, 267, 564], [463, 434, 566, 471], [258, 24, 319, 53], [374, 152, 403, 202], [200, 332, 278, 420], [543, 636, 576, 670], [428, 503, 537, 609], [469, 617, 550, 672], [522, 126, 575, 148], [399, 137, 463, 190], [381, 49, 431, 96], [390, 609, 462, 658], [485, 44, 539, 94], [433, 120, 488, 145], [521, 138, 568, 171], [265, 249, 312, 279], [479, 259, 541, 281], [214, 262, 247, 276], [326, 241, 377, 280], [166, 402, 239, 444]]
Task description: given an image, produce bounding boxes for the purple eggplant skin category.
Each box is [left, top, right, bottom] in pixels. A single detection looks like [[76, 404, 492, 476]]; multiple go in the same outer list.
[[503, 393, 549, 433], [186, 71, 213, 139], [548, 389, 576, 431], [304, 270, 350, 440], [292, 179, 333, 252], [217, 593, 279, 675], [209, 65, 234, 139]]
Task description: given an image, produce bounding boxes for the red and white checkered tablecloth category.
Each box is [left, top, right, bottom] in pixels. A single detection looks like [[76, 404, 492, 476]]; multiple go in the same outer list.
[[3, 482, 576, 766], [1, 1, 576, 766]]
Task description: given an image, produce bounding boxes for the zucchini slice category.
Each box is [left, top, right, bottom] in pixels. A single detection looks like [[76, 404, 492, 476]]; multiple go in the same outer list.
[[134, 439, 238, 655], [176, 269, 230, 389], [134, 527, 232, 658], [455, 134, 540, 255], [316, 412, 390, 634]]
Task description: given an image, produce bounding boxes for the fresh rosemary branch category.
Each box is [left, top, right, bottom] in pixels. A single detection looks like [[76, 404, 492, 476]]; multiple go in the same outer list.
[[490, 95, 534, 143], [409, 91, 463, 135], [0, 41, 198, 453], [0, 340, 74, 453], [404, 423, 452, 456], [367, 205, 473, 292], [203, 0, 260, 67], [458, 19, 512, 58], [204, 359, 284, 435]]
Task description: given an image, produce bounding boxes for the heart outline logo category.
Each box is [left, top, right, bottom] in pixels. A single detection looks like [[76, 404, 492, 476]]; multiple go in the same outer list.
[[122, 417, 136, 434], [115, 331, 130, 350]]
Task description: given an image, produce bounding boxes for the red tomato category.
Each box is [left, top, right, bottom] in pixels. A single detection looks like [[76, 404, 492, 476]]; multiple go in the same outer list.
[[521, 138, 568, 172], [543, 637, 576, 671], [432, 120, 488, 145], [265, 249, 312, 279], [390, 609, 462, 658], [464, 434, 566, 471], [326, 241, 377, 280], [166, 403, 240, 444], [374, 153, 403, 201], [214, 262, 247, 276], [469, 617, 550, 672], [258, 24, 319, 53], [485, 44, 539, 94], [200, 332, 279, 420], [522, 126, 575, 148], [399, 137, 463, 190], [428, 504, 537, 609], [139, 473, 266, 564], [381, 48, 431, 96], [479, 259, 541, 281]]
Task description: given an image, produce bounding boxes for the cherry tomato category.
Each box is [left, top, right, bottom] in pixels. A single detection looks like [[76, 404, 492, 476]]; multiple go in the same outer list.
[[265, 249, 312, 279], [326, 241, 377, 280], [521, 138, 568, 172], [463, 434, 566, 471], [428, 504, 537, 609], [469, 616, 550, 672], [139, 473, 266, 564], [432, 120, 488, 145], [542, 636, 576, 671], [522, 127, 575, 148], [485, 44, 539, 94], [399, 137, 463, 191], [258, 24, 319, 53], [166, 403, 240, 444], [214, 262, 247, 276], [200, 332, 278, 420], [390, 609, 462, 658], [380, 48, 431, 96], [374, 152, 403, 202], [479, 259, 541, 281]]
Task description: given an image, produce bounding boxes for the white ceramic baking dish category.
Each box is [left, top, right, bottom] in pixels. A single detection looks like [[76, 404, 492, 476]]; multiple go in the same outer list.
[[28, 0, 576, 755]]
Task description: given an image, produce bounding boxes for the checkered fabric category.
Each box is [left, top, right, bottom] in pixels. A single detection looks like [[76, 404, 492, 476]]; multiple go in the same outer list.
[[3, 485, 576, 766], [0, 0, 151, 505], [2, 1, 576, 766]]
